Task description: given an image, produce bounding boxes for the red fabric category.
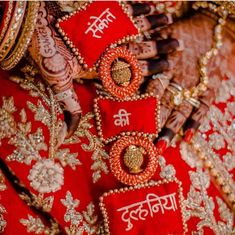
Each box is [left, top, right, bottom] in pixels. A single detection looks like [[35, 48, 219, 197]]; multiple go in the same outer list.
[[0, 70, 234, 235], [95, 96, 159, 142], [58, 1, 138, 68], [101, 181, 184, 235]]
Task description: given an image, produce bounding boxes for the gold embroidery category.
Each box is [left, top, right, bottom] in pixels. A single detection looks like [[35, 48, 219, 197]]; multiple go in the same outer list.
[[0, 171, 7, 233], [0, 96, 17, 146], [65, 113, 109, 183], [19, 193, 54, 213], [180, 148, 235, 234], [20, 214, 60, 235], [1, 75, 82, 197], [61, 191, 98, 235], [158, 156, 176, 180]]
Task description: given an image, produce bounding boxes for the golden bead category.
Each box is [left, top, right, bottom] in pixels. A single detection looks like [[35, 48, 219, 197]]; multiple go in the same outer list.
[[111, 61, 131, 87]]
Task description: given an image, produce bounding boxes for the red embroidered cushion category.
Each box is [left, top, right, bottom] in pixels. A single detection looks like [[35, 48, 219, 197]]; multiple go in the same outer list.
[[57, 1, 139, 68]]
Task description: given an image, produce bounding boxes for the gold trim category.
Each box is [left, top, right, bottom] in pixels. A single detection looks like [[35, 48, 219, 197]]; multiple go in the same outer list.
[[0, 1, 26, 62], [214, 1, 235, 17], [55, 1, 140, 71], [0, 2, 39, 70], [109, 136, 159, 186], [93, 93, 160, 144], [0, 1, 14, 44], [99, 178, 188, 235]]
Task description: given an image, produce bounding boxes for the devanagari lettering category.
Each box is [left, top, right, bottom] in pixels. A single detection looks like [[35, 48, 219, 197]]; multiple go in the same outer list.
[[85, 8, 116, 39], [113, 109, 131, 127], [117, 192, 178, 231]]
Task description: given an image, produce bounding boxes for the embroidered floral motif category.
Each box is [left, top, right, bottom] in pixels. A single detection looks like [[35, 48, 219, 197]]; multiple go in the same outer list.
[[222, 152, 235, 172], [28, 159, 64, 194], [183, 170, 219, 234], [159, 156, 176, 179], [65, 113, 109, 183], [199, 74, 235, 155], [7, 128, 47, 165], [61, 191, 98, 235], [208, 132, 226, 150], [3, 75, 83, 199]]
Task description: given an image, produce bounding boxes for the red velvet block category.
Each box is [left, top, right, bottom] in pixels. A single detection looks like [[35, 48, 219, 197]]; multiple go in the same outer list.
[[57, 1, 139, 68], [94, 95, 160, 143], [100, 179, 187, 235]]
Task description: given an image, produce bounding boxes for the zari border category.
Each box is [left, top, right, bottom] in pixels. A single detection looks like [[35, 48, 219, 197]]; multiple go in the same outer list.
[[93, 93, 161, 144], [0, 2, 39, 70], [0, 1, 26, 62], [0, 1, 14, 44], [99, 177, 188, 235], [55, 1, 140, 71]]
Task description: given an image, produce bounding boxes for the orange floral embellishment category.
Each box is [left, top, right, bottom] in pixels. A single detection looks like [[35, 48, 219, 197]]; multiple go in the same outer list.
[[99, 47, 142, 99], [109, 136, 159, 185]]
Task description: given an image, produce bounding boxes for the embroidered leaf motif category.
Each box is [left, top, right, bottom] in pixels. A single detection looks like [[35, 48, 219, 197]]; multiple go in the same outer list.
[[65, 113, 109, 183], [0, 96, 17, 145], [61, 191, 80, 210], [83, 203, 98, 234], [55, 148, 81, 170], [32, 194, 54, 213], [159, 156, 176, 179], [2, 96, 17, 113], [18, 109, 32, 134], [7, 128, 47, 165], [61, 192, 98, 235], [190, 171, 210, 190], [64, 113, 94, 144], [20, 215, 46, 234], [27, 100, 51, 127]]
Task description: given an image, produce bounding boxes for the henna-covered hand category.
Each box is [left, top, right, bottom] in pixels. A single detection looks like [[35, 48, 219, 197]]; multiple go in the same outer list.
[[29, 1, 181, 141], [143, 13, 235, 153], [127, 2, 181, 78], [28, 2, 84, 140]]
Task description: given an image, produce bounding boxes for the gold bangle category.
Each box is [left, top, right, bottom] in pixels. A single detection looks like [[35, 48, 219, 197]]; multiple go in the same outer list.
[[0, 2, 39, 70], [0, 1, 26, 61], [0, 1, 14, 44]]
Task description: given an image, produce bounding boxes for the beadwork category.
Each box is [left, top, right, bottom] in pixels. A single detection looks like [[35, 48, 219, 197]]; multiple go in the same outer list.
[[99, 47, 142, 99], [109, 136, 159, 186]]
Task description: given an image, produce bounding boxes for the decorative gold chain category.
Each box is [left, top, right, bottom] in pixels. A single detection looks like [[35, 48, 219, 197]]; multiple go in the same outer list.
[[169, 2, 227, 107]]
